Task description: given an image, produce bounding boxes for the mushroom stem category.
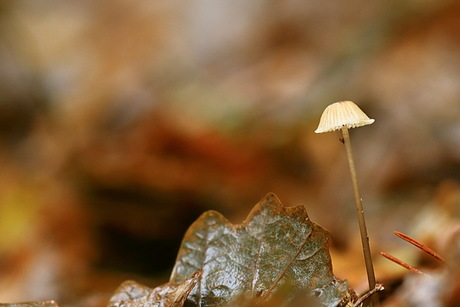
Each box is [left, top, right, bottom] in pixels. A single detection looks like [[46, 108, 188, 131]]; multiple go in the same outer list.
[[341, 126, 379, 306]]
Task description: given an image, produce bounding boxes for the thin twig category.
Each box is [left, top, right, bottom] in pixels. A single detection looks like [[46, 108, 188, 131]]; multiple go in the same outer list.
[[353, 283, 385, 307], [393, 231, 446, 263]]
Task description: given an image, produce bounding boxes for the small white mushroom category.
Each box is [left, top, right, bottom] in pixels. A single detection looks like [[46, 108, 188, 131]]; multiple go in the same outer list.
[[315, 100, 379, 306], [315, 100, 374, 133]]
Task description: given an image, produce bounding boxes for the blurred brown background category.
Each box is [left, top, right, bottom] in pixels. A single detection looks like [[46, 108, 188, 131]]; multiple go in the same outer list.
[[0, 0, 460, 304]]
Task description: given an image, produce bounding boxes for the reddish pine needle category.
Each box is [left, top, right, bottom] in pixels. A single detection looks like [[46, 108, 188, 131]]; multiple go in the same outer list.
[[380, 251, 427, 276], [394, 231, 446, 263]]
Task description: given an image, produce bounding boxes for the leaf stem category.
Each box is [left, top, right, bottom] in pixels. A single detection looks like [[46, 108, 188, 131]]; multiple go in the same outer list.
[[341, 126, 379, 307]]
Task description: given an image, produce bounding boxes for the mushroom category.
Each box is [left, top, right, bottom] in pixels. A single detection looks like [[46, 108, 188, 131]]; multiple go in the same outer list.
[[315, 101, 379, 306], [315, 100, 374, 133]]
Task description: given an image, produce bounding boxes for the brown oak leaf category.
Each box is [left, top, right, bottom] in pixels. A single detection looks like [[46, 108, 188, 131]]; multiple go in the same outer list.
[[170, 193, 355, 306], [108, 270, 202, 307]]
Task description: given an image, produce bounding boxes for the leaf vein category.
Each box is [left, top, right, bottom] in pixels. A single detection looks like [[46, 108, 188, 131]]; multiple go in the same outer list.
[[259, 229, 313, 302]]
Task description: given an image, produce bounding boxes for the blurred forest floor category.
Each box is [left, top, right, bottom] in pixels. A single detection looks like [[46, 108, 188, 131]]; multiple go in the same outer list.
[[0, 0, 460, 305]]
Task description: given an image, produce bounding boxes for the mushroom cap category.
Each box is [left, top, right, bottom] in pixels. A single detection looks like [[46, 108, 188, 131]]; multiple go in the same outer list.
[[314, 101, 375, 133]]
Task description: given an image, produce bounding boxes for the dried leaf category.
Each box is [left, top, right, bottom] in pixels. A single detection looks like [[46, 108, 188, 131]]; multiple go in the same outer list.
[[170, 193, 354, 306], [108, 270, 202, 307]]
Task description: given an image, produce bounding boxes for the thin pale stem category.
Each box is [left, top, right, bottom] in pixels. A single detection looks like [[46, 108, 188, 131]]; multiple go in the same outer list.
[[341, 126, 379, 307]]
